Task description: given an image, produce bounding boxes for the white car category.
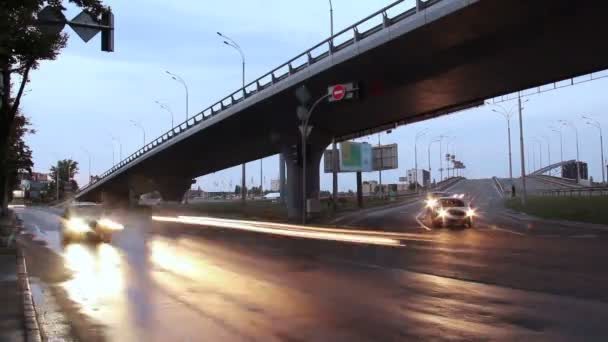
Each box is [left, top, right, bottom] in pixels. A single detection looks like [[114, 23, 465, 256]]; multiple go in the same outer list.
[[62, 202, 124, 244], [427, 197, 476, 228]]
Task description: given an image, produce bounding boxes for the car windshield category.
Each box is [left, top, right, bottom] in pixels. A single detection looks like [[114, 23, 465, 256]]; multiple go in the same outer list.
[[439, 198, 465, 207]]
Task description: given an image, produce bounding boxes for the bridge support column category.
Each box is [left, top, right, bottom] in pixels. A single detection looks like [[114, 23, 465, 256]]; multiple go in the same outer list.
[[282, 143, 325, 222], [156, 177, 195, 203]]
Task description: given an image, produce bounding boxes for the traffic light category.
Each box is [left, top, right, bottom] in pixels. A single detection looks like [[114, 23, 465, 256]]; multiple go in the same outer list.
[[101, 9, 114, 52], [289, 144, 301, 166]]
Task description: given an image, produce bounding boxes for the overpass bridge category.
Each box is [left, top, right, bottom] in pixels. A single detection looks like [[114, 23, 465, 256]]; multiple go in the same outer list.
[[76, 0, 608, 220]]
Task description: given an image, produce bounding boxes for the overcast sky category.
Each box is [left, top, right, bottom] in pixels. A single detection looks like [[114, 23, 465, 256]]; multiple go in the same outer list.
[[21, 0, 608, 192]]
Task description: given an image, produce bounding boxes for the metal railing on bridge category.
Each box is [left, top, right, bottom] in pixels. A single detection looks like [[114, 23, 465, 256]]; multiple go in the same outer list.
[[79, 0, 442, 193], [540, 187, 608, 197]]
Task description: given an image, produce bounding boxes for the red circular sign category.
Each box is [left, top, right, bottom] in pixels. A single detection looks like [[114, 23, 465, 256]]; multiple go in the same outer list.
[[332, 84, 346, 101]]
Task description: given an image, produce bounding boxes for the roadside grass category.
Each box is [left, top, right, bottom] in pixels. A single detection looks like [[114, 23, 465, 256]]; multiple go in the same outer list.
[[505, 196, 608, 225]]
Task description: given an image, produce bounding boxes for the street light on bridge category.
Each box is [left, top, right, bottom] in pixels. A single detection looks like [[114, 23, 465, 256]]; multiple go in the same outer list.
[[155, 100, 174, 128], [130, 120, 146, 146], [414, 129, 428, 193], [165, 71, 189, 121], [492, 103, 516, 181], [217, 31, 247, 204], [582, 115, 605, 183], [559, 119, 580, 183]]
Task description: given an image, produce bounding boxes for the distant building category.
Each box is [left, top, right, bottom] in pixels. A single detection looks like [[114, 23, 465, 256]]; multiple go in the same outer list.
[[562, 161, 588, 180], [17, 171, 50, 200], [362, 180, 379, 194], [407, 169, 430, 187], [270, 179, 281, 192]]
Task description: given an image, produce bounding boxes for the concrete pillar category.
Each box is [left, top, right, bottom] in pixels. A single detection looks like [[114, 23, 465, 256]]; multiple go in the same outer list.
[[156, 178, 194, 203], [282, 143, 325, 221], [279, 153, 286, 203]]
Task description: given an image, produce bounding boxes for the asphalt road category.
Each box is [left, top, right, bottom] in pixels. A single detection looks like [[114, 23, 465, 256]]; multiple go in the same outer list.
[[12, 180, 608, 341]]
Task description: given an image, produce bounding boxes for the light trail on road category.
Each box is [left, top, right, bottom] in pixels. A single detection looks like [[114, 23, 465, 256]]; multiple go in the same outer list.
[[152, 215, 405, 246]]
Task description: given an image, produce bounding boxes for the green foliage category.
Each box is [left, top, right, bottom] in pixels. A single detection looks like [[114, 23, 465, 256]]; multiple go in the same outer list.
[[505, 196, 608, 225], [49, 159, 79, 199]]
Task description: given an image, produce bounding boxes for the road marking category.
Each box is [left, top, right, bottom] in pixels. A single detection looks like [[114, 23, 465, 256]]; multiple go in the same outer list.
[[488, 226, 526, 236], [415, 210, 432, 231]]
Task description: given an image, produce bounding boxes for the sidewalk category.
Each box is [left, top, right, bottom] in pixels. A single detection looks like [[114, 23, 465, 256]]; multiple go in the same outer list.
[[0, 250, 23, 342], [0, 211, 42, 342]]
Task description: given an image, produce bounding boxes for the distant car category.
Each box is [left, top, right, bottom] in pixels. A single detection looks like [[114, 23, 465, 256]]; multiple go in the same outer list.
[[61, 202, 124, 244], [427, 197, 476, 228]]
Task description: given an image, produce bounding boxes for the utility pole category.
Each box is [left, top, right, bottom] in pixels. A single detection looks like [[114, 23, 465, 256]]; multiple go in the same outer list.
[[583, 116, 605, 183], [518, 94, 527, 205], [414, 129, 428, 193], [492, 105, 515, 181], [218, 31, 247, 204]]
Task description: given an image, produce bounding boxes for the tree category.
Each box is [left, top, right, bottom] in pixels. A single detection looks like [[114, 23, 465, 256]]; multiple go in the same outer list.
[[234, 185, 241, 195], [0, 0, 106, 215], [4, 113, 34, 203], [49, 159, 79, 200]]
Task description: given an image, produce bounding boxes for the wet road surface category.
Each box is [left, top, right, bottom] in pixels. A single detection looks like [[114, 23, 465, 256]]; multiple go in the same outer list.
[[13, 182, 608, 341]]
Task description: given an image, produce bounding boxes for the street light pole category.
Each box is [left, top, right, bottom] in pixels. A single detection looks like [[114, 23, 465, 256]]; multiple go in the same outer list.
[[517, 94, 528, 205], [438, 135, 448, 182], [329, 0, 334, 44], [583, 116, 605, 183], [551, 127, 564, 165], [297, 93, 331, 224], [492, 104, 515, 181], [109, 134, 122, 162], [428, 138, 440, 185], [560, 120, 580, 183], [218, 31, 247, 204], [155, 100, 174, 128], [130, 120, 146, 146], [165, 71, 189, 121], [542, 136, 551, 169], [414, 129, 428, 193]]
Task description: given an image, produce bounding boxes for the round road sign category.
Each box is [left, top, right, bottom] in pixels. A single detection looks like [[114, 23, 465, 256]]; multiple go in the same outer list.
[[332, 84, 346, 101]]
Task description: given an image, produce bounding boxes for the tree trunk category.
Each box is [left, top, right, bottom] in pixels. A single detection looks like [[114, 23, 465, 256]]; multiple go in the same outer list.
[[0, 65, 12, 217]]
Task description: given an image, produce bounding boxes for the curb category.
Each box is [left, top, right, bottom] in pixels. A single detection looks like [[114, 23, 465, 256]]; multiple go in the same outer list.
[[17, 248, 43, 342]]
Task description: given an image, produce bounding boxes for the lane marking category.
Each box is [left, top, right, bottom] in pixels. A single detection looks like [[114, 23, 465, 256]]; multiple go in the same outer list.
[[415, 210, 432, 231], [488, 226, 526, 236], [571, 234, 598, 239]]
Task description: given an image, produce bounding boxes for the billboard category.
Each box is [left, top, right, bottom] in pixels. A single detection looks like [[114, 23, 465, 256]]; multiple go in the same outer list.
[[373, 143, 398, 171], [339, 142, 373, 172]]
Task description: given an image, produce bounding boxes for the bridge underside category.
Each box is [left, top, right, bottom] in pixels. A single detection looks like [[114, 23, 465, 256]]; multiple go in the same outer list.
[[79, 0, 608, 219]]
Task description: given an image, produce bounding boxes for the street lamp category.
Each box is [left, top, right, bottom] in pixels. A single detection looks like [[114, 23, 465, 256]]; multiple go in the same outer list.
[[550, 125, 564, 165], [446, 137, 457, 178], [516, 95, 529, 205], [296, 92, 331, 224], [130, 120, 146, 146], [559, 120, 580, 183], [542, 136, 551, 169], [328, 0, 334, 49], [438, 134, 449, 182], [218, 31, 247, 204], [414, 129, 428, 193], [155, 100, 174, 128], [109, 134, 122, 162], [583, 115, 605, 184], [165, 71, 189, 121], [428, 138, 440, 184], [492, 103, 516, 180]]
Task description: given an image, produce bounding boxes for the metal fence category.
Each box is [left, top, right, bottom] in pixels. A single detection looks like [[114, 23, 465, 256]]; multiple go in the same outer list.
[[78, 0, 443, 194], [540, 187, 608, 197]]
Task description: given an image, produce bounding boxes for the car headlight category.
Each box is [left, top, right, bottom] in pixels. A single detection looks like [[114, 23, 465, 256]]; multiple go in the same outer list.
[[425, 199, 438, 208], [65, 218, 91, 233], [438, 209, 447, 218], [466, 209, 476, 217], [97, 218, 124, 231]]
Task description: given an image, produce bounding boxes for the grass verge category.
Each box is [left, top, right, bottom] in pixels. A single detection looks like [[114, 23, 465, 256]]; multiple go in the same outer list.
[[505, 196, 608, 225]]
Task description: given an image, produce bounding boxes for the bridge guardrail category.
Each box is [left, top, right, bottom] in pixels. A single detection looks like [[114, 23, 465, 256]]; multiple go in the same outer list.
[[540, 187, 608, 197], [79, 0, 443, 194], [492, 177, 505, 197]]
